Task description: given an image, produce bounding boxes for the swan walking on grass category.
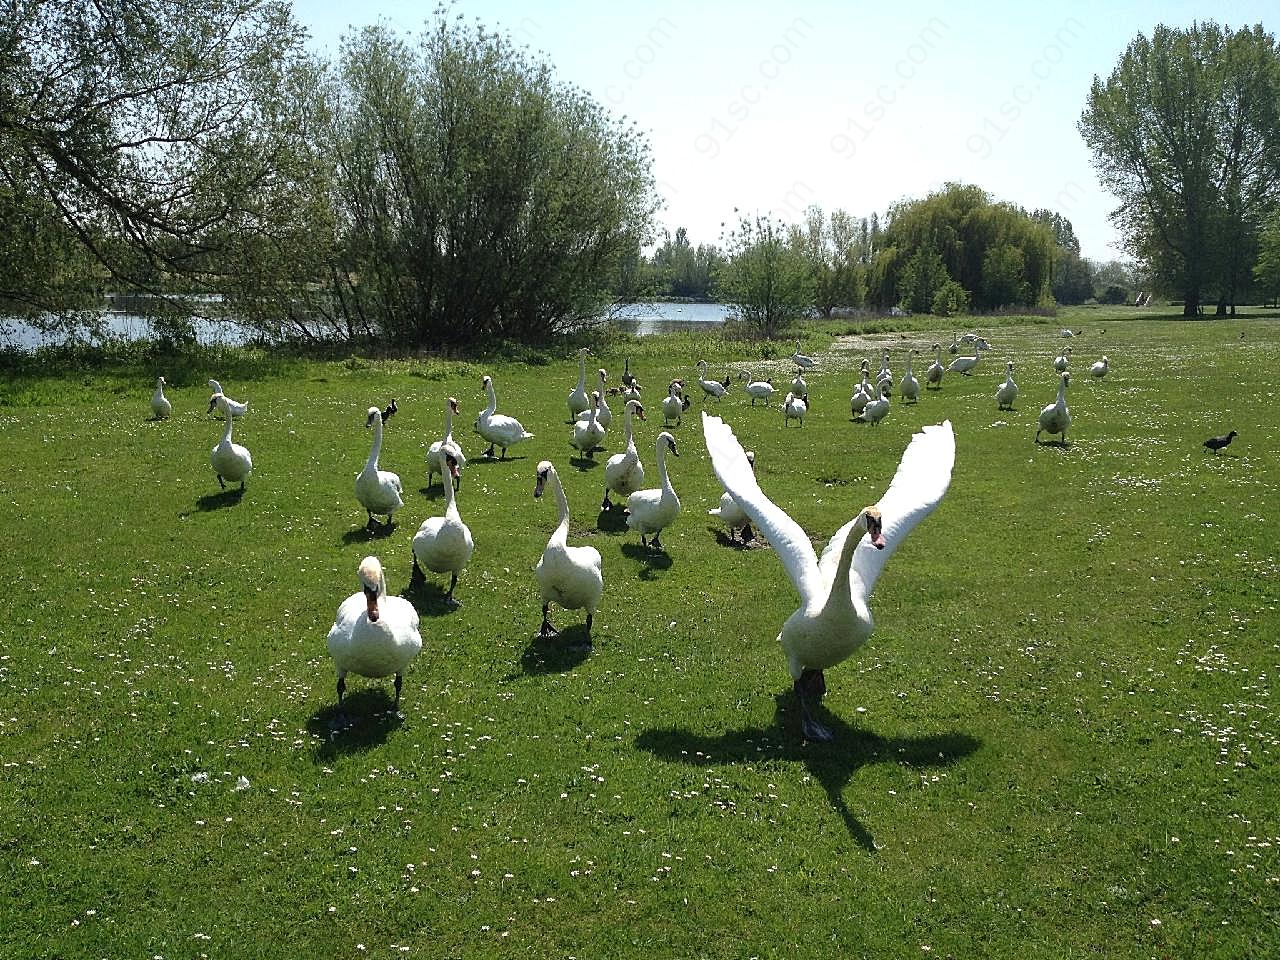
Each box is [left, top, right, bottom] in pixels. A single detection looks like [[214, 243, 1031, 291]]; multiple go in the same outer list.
[[535, 461, 604, 648], [356, 406, 403, 529], [567, 348, 591, 420], [995, 361, 1019, 411], [571, 391, 606, 456], [783, 391, 807, 427], [151, 377, 172, 419], [474, 375, 533, 459], [947, 350, 980, 376], [208, 392, 248, 418], [575, 368, 612, 430], [696, 360, 728, 401], [743, 372, 776, 406], [603, 400, 646, 509], [857, 383, 891, 426], [1090, 355, 1110, 379], [327, 556, 422, 713], [427, 397, 466, 491], [792, 342, 818, 370], [210, 404, 252, 491], [626, 432, 681, 550], [662, 381, 691, 425], [1054, 346, 1072, 373], [708, 450, 756, 544], [411, 452, 473, 606], [899, 350, 920, 403], [702, 412, 955, 741], [1036, 372, 1071, 443], [926, 343, 945, 390]]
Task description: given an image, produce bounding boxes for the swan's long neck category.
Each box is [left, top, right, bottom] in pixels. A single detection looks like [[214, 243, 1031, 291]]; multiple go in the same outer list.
[[1056, 380, 1068, 409], [366, 417, 383, 468], [655, 440, 675, 495], [550, 471, 570, 546], [576, 353, 587, 391], [483, 382, 498, 418], [222, 409, 235, 444], [934, 346, 942, 365], [826, 513, 870, 610], [442, 404, 455, 439], [623, 405, 637, 449], [905, 354, 914, 375]]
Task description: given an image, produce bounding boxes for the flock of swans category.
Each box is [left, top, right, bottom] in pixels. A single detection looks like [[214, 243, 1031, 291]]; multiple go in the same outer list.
[[146, 331, 1110, 738]]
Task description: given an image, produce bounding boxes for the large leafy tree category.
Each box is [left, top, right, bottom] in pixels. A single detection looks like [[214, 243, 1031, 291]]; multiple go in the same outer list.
[[0, 0, 323, 333], [1080, 22, 1280, 316], [325, 17, 657, 347], [718, 213, 814, 338]]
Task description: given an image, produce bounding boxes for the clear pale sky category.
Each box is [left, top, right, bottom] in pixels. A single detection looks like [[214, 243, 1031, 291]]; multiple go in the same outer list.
[[290, 0, 1275, 262]]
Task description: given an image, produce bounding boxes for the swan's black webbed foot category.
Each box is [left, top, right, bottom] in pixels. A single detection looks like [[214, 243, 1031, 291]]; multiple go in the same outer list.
[[540, 603, 558, 637], [740, 523, 755, 544], [795, 670, 834, 742], [217, 475, 226, 490], [484, 444, 496, 458]]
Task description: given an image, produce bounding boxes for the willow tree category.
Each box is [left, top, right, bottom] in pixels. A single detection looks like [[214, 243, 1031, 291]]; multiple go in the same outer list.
[[326, 16, 657, 347], [1080, 22, 1280, 316]]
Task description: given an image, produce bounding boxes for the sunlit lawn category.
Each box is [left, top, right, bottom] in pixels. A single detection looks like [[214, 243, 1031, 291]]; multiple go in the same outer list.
[[1, 306, 1277, 958]]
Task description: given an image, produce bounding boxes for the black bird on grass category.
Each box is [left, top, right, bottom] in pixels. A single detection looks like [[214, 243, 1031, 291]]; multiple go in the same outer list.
[[381, 399, 398, 424], [1204, 430, 1237, 453]]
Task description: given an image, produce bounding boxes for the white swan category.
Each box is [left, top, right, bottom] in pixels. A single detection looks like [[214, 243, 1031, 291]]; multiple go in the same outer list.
[[876, 350, 893, 393], [1059, 328, 1076, 338], [1054, 346, 1072, 373], [948, 333, 961, 355], [783, 391, 807, 427], [946, 350, 980, 375], [702, 412, 955, 740], [899, 350, 920, 403], [708, 450, 756, 543], [1036, 372, 1072, 443], [1090, 355, 1110, 378], [791, 370, 808, 397], [208, 378, 223, 394], [791, 342, 818, 370], [696, 360, 727, 401], [535, 461, 604, 645], [995, 361, 1019, 411], [662, 381, 691, 425], [603, 399, 646, 509], [575, 369, 612, 430], [356, 406, 403, 528], [210, 404, 252, 490], [208, 391, 248, 418], [621, 382, 643, 403], [571, 391, 606, 456], [566, 347, 591, 420], [151, 376, 172, 419], [411, 451, 474, 605], [475, 375, 533, 459], [857, 384, 891, 426], [743, 372, 775, 406], [327, 556, 422, 711], [926, 342, 944, 390], [850, 372, 872, 416], [427, 397, 466, 491], [626, 431, 680, 549]]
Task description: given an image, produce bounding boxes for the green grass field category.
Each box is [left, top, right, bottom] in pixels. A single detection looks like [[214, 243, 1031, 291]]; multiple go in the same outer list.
[[2, 307, 1277, 958]]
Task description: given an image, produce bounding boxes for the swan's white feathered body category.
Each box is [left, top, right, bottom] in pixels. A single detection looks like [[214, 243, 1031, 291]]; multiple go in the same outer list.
[[899, 351, 920, 402], [571, 392, 606, 455], [783, 391, 807, 426], [626, 432, 681, 546], [926, 343, 944, 389], [1090, 355, 1110, 378], [850, 372, 873, 415], [696, 360, 727, 400], [1054, 347, 1072, 373], [210, 406, 252, 489], [701, 412, 955, 740], [1037, 373, 1072, 442], [604, 400, 646, 508], [661, 381, 690, 425], [567, 348, 591, 419], [947, 352, 980, 375], [209, 392, 248, 418], [535, 461, 604, 636], [327, 556, 422, 705], [427, 398, 466, 489], [412, 453, 473, 600], [791, 342, 817, 370], [575, 369, 612, 430], [474, 375, 533, 459], [355, 406, 403, 524], [858, 385, 891, 425], [995, 361, 1019, 410], [744, 373, 775, 406], [151, 377, 172, 419], [791, 371, 808, 397]]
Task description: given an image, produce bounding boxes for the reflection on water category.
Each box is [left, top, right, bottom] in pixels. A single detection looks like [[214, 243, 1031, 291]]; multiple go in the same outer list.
[[608, 301, 733, 336]]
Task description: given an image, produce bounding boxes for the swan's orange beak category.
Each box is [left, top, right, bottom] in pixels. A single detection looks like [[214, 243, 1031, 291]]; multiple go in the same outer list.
[[364, 586, 380, 622]]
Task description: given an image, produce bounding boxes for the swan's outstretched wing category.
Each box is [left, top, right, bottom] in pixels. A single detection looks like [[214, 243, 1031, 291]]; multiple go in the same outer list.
[[702, 413, 821, 601], [819, 420, 954, 598]]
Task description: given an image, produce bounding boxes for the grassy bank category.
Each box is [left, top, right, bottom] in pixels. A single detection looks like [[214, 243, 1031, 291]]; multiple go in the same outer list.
[[1, 307, 1277, 958]]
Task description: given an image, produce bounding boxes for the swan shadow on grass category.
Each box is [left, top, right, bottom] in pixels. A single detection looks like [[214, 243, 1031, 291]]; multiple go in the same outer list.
[[621, 541, 673, 572], [708, 526, 768, 551], [568, 455, 601, 471], [400, 577, 462, 617], [195, 488, 246, 512], [1034, 438, 1072, 449], [510, 626, 593, 677], [307, 688, 401, 760], [596, 506, 630, 533], [634, 695, 981, 852], [341, 521, 396, 545]]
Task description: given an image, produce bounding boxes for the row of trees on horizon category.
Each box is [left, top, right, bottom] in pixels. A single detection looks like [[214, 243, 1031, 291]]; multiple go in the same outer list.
[[3, 4, 1280, 350]]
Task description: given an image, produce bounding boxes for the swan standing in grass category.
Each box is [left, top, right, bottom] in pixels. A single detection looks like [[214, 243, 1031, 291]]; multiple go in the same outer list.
[[899, 350, 920, 403], [626, 432, 680, 550], [427, 397, 466, 491], [621, 381, 643, 403], [150, 377, 172, 419], [356, 406, 403, 528], [474, 375, 533, 459], [327, 556, 422, 712], [1090, 355, 1110, 379], [621, 357, 638, 390], [790, 370, 808, 397], [947, 350, 980, 376], [792, 342, 818, 370], [995, 361, 1019, 411], [208, 391, 249, 418], [571, 391, 606, 456], [850, 370, 873, 417], [411, 452, 474, 605], [575, 369, 612, 430], [876, 350, 893, 394], [567, 347, 591, 420], [783, 391, 807, 427], [1054, 346, 1072, 373], [708, 450, 756, 544], [535, 461, 604, 646], [1036, 372, 1072, 443], [743, 372, 776, 406], [857, 383, 891, 426], [662, 381, 691, 425], [210, 403, 252, 491], [949, 333, 961, 355], [702, 412, 955, 741], [926, 343, 945, 390], [603, 400, 646, 509], [696, 360, 728, 401]]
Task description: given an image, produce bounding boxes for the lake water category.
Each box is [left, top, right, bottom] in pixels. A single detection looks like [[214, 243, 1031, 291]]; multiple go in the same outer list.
[[1, 301, 732, 350]]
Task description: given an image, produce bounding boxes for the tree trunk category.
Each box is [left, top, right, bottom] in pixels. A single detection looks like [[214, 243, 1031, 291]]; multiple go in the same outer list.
[[1182, 291, 1200, 317]]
